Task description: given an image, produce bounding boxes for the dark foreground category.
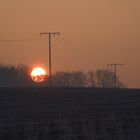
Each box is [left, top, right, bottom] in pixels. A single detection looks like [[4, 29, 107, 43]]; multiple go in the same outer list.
[[0, 87, 140, 140]]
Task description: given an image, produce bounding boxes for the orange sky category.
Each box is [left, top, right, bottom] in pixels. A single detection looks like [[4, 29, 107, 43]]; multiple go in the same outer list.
[[0, 0, 140, 88]]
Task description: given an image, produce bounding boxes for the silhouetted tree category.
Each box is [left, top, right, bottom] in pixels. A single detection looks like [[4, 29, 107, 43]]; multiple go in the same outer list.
[[0, 64, 17, 86], [52, 71, 87, 87], [95, 69, 126, 88], [87, 71, 96, 87], [17, 64, 34, 86], [0, 64, 34, 87], [52, 72, 70, 87], [70, 71, 87, 87]]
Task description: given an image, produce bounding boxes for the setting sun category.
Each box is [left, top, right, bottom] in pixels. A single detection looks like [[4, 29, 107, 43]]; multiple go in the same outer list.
[[31, 67, 47, 83]]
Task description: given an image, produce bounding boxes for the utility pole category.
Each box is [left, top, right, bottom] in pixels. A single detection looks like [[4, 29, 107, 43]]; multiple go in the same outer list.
[[107, 63, 124, 88], [40, 32, 60, 87]]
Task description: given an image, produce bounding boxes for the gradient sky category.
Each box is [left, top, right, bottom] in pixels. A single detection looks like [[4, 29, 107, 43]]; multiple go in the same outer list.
[[0, 0, 140, 88]]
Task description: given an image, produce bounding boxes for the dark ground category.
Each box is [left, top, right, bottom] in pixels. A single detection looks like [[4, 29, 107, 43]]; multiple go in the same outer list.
[[0, 87, 140, 139]]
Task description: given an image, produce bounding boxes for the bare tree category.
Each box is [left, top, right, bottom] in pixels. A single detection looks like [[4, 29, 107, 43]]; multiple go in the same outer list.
[[87, 71, 96, 87], [0, 64, 34, 87], [52, 72, 71, 87], [52, 71, 87, 87], [96, 69, 126, 88], [70, 71, 87, 87]]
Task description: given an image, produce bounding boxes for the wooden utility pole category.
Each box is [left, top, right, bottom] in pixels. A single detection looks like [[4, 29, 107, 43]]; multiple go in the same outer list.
[[40, 32, 60, 87], [107, 63, 123, 88]]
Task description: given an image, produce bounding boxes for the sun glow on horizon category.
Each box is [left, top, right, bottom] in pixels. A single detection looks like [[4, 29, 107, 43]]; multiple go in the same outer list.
[[31, 67, 47, 83]]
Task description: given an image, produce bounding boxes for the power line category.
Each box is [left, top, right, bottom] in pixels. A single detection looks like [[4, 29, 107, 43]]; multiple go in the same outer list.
[[0, 39, 38, 42], [55, 37, 90, 57], [58, 37, 73, 46], [107, 63, 124, 88], [40, 32, 60, 87]]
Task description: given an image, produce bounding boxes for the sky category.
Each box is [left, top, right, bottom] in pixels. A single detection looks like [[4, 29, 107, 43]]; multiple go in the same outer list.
[[0, 0, 140, 88]]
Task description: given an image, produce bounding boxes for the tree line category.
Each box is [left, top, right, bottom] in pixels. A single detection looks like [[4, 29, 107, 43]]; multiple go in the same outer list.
[[0, 64, 126, 88], [52, 70, 125, 88], [0, 64, 33, 87]]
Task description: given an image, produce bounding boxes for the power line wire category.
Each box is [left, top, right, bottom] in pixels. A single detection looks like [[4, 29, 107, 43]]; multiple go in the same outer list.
[[0, 39, 38, 42], [55, 36, 90, 57]]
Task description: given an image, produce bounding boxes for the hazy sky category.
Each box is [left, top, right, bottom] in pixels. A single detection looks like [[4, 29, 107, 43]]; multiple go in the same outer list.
[[0, 0, 140, 88]]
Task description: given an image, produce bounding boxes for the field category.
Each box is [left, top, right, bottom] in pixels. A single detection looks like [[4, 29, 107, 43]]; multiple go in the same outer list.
[[0, 87, 140, 139]]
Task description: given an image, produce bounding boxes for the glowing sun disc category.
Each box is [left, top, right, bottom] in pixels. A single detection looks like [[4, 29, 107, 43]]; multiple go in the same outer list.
[[31, 67, 47, 83]]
